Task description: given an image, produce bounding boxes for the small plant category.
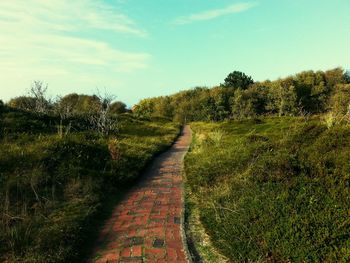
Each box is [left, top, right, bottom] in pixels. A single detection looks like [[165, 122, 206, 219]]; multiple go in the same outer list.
[[346, 104, 350, 124], [208, 130, 225, 147], [57, 120, 71, 138], [108, 139, 121, 161], [322, 111, 350, 128], [191, 133, 207, 153], [323, 112, 336, 128]]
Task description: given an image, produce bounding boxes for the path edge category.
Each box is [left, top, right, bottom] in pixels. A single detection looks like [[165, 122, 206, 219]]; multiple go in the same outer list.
[[179, 125, 193, 263], [182, 126, 230, 263]]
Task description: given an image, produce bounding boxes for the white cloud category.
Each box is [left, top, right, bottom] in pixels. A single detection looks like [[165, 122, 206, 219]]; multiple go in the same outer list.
[[0, 0, 150, 100], [0, 33, 150, 72], [174, 2, 257, 25], [0, 0, 147, 36]]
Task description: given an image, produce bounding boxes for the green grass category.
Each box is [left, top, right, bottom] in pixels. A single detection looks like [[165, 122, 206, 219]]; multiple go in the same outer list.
[[0, 108, 180, 263], [185, 116, 350, 263]]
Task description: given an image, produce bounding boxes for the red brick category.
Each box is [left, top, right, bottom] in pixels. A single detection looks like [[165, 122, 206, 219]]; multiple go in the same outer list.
[[166, 248, 177, 261], [104, 252, 119, 261], [121, 247, 131, 257], [132, 245, 142, 257], [145, 248, 166, 258]]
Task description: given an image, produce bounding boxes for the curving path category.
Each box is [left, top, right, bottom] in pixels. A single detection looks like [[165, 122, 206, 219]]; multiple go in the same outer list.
[[91, 126, 192, 263]]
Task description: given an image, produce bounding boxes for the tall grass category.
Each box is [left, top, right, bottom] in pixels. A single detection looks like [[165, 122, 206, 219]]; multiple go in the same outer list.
[[0, 108, 180, 262], [185, 117, 350, 262]]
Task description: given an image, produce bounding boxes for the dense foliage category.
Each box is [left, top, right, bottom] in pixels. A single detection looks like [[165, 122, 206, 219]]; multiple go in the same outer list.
[[0, 106, 180, 263], [185, 118, 350, 262], [134, 68, 350, 122], [222, 71, 254, 89]]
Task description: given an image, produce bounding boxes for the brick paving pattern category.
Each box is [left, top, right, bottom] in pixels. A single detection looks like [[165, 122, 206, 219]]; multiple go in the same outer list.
[[91, 126, 192, 263]]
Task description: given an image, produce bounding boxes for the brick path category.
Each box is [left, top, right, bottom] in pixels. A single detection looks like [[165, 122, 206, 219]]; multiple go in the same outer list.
[[91, 126, 192, 263]]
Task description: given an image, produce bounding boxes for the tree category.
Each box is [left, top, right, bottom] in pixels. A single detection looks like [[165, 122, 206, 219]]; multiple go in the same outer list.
[[56, 93, 100, 116], [88, 91, 117, 136], [55, 94, 77, 120], [200, 96, 217, 121], [133, 99, 155, 118], [153, 96, 174, 119], [8, 96, 37, 111], [278, 85, 299, 116], [231, 89, 256, 119], [344, 70, 350, 84], [222, 71, 254, 90], [30, 81, 51, 114], [109, 101, 127, 115], [329, 84, 350, 115], [210, 87, 233, 121], [324, 68, 346, 88]]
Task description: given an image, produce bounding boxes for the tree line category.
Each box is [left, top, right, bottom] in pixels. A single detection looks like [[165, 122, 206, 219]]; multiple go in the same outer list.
[[133, 68, 350, 122], [5, 82, 128, 117], [0, 83, 129, 136], [2, 67, 349, 125]]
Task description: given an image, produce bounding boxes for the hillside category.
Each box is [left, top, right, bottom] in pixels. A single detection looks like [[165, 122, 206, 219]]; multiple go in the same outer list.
[[1, 67, 350, 263], [185, 117, 350, 262], [0, 105, 180, 262]]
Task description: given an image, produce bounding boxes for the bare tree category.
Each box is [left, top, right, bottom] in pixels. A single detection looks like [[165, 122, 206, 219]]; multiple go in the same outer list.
[[88, 90, 118, 136], [54, 95, 73, 138], [55, 95, 74, 120], [29, 81, 50, 115]]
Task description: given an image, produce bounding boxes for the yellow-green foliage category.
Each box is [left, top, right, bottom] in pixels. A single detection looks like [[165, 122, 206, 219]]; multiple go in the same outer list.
[[329, 84, 350, 115], [133, 68, 349, 122], [0, 109, 180, 263], [185, 117, 350, 262]]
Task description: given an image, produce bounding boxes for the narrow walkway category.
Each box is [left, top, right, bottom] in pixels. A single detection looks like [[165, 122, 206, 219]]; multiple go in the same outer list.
[[91, 126, 192, 263]]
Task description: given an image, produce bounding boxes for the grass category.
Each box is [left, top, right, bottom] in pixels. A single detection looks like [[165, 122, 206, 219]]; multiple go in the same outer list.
[[0, 107, 180, 263], [185, 116, 350, 262], [184, 183, 229, 263]]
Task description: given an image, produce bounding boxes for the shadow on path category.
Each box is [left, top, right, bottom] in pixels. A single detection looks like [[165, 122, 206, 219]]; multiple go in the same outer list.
[[90, 126, 192, 263]]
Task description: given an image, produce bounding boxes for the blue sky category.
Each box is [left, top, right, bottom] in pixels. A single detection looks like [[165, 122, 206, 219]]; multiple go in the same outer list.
[[0, 0, 349, 106]]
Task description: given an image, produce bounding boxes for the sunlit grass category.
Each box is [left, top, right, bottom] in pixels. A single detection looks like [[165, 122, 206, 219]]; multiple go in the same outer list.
[[185, 116, 350, 262]]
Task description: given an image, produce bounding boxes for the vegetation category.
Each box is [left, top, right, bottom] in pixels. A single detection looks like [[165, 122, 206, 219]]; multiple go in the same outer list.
[[0, 103, 180, 262], [185, 117, 350, 262], [2, 67, 350, 262], [134, 68, 350, 122], [222, 71, 254, 90]]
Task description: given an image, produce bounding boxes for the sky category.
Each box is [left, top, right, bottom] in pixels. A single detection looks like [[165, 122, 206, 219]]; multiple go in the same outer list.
[[0, 0, 349, 106]]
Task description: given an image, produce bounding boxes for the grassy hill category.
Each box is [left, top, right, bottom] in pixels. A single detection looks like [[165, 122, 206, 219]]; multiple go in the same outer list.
[[0, 106, 180, 262], [185, 117, 350, 262]]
